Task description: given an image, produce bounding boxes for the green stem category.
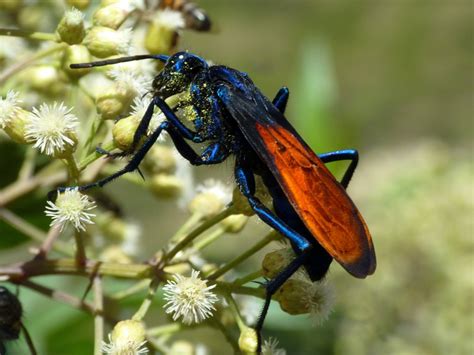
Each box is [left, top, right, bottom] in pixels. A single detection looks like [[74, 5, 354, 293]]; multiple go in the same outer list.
[[110, 279, 150, 300], [93, 276, 104, 355], [231, 270, 263, 287], [169, 212, 203, 243], [223, 292, 246, 330], [0, 42, 67, 83], [0, 28, 57, 41], [64, 154, 80, 183], [146, 323, 183, 337], [193, 225, 226, 251], [0, 258, 154, 280], [165, 206, 235, 262], [132, 277, 162, 321], [78, 141, 116, 171], [0, 208, 72, 255], [208, 231, 277, 280], [74, 232, 87, 267], [17, 148, 37, 181]]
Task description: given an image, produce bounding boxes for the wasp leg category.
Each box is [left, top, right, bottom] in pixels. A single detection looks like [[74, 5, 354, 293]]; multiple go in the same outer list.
[[272, 87, 290, 114], [166, 127, 229, 165], [318, 149, 359, 189], [234, 160, 313, 350]]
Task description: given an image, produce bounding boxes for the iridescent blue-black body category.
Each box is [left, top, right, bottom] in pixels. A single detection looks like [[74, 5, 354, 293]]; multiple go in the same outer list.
[[0, 286, 22, 355]]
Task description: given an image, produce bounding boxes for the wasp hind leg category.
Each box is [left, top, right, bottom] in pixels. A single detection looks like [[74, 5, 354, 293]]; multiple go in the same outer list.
[[318, 149, 359, 189]]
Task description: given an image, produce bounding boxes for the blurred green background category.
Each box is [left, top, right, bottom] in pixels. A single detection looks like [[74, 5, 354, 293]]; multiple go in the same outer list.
[[1, 1, 472, 354]]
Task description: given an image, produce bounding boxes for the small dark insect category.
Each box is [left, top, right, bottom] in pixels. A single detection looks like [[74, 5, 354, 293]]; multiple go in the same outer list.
[[0, 286, 22, 355], [159, 0, 212, 31], [66, 52, 376, 349]]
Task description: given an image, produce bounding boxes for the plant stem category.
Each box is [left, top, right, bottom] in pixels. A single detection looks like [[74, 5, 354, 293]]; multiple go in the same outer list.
[[64, 154, 80, 183], [132, 277, 162, 321], [146, 323, 182, 337], [110, 279, 150, 300], [78, 141, 116, 171], [208, 231, 277, 280], [193, 225, 226, 251], [165, 206, 235, 262], [0, 258, 154, 280], [231, 270, 263, 287], [169, 212, 203, 243], [0, 42, 67, 83], [93, 275, 104, 355], [17, 148, 37, 181], [0, 28, 57, 41]]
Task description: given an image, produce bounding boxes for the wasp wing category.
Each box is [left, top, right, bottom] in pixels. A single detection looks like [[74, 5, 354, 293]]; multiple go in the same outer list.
[[216, 82, 376, 278]]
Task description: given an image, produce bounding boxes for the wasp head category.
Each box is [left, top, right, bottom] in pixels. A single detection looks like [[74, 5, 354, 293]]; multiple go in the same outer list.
[[153, 52, 208, 98]]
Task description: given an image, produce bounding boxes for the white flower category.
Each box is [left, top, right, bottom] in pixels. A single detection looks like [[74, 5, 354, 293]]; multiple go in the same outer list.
[[0, 90, 22, 128], [188, 179, 233, 217], [108, 66, 151, 97], [163, 269, 218, 325], [155, 9, 185, 30], [196, 179, 233, 205], [130, 96, 167, 140], [64, 7, 85, 25], [25, 102, 78, 156], [306, 280, 334, 324], [262, 337, 287, 355], [102, 320, 148, 354], [45, 189, 96, 231]]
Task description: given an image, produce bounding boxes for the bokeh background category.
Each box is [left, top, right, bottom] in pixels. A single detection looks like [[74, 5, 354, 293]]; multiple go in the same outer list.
[[0, 1, 472, 354]]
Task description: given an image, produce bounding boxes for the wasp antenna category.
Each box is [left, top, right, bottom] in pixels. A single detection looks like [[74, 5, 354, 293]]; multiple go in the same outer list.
[[70, 54, 169, 69]]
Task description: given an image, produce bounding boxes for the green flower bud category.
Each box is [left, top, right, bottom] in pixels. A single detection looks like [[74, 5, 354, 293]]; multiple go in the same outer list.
[[56, 8, 86, 44], [169, 341, 194, 355], [143, 145, 177, 175], [93, 4, 130, 30], [25, 65, 66, 96], [112, 115, 140, 150], [221, 214, 248, 233], [97, 85, 135, 120], [148, 174, 183, 198], [84, 26, 131, 58], [106, 320, 147, 354], [65, 0, 90, 10], [275, 278, 311, 315], [61, 45, 92, 80], [3, 108, 30, 144], [145, 10, 184, 54], [52, 131, 78, 159], [238, 327, 258, 353], [232, 187, 254, 216], [262, 248, 294, 279]]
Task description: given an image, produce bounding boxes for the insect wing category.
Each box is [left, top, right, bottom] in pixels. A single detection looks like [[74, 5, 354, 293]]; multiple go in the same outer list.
[[217, 84, 376, 278]]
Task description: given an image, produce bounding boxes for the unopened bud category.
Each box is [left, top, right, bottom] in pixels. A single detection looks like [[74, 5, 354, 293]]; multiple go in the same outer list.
[[145, 10, 184, 54], [148, 174, 182, 198], [65, 0, 90, 10], [56, 8, 85, 44], [97, 85, 135, 120], [143, 145, 177, 175], [93, 3, 130, 30], [188, 193, 224, 218], [168, 340, 194, 355], [262, 248, 294, 279], [238, 327, 258, 353], [112, 115, 140, 150], [3, 108, 30, 144], [232, 187, 253, 216], [221, 214, 248, 233], [61, 45, 92, 80], [26, 65, 66, 96], [84, 26, 131, 58], [106, 320, 147, 353], [275, 278, 311, 315]]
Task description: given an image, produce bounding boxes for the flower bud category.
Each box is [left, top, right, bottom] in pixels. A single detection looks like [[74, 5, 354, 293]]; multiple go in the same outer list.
[[26, 65, 66, 96], [61, 45, 92, 80], [145, 10, 184, 54], [97, 85, 135, 120], [143, 145, 177, 175], [221, 214, 248, 233], [84, 26, 131, 58], [232, 187, 254, 216], [3, 108, 30, 144], [275, 278, 311, 315], [93, 3, 130, 30], [188, 179, 232, 218], [262, 248, 294, 279], [51, 131, 78, 159], [65, 0, 90, 10], [112, 115, 140, 150], [104, 319, 147, 354], [148, 174, 182, 198], [168, 340, 194, 355], [100, 245, 132, 263], [238, 327, 258, 353], [56, 8, 86, 44]]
